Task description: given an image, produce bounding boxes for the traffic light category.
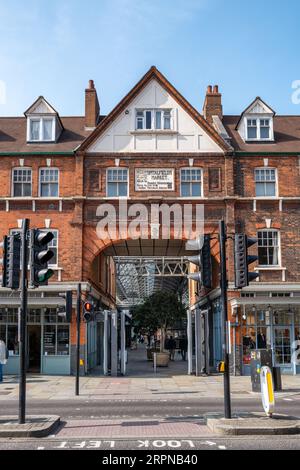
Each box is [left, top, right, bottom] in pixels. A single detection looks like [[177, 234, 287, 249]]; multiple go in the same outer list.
[[58, 291, 73, 322], [30, 229, 55, 287], [234, 234, 259, 288], [0, 234, 21, 289], [186, 234, 212, 288], [83, 301, 94, 322]]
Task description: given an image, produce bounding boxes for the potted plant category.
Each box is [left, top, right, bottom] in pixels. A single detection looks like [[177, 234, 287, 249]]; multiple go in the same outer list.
[[132, 291, 186, 366]]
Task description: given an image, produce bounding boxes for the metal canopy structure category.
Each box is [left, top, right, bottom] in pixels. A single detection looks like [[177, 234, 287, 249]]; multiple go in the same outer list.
[[114, 256, 189, 307]]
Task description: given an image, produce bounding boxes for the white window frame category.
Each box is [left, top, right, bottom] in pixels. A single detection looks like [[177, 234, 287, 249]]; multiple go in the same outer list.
[[39, 168, 60, 197], [12, 167, 32, 197], [135, 109, 173, 131], [106, 167, 129, 198], [257, 229, 281, 267], [254, 167, 278, 197], [180, 167, 203, 198], [244, 116, 274, 141], [27, 117, 56, 142]]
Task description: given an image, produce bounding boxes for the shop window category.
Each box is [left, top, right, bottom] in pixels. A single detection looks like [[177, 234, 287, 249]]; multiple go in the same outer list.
[[44, 308, 70, 356], [57, 326, 69, 355], [44, 325, 56, 356], [7, 325, 19, 355], [0, 324, 5, 343]]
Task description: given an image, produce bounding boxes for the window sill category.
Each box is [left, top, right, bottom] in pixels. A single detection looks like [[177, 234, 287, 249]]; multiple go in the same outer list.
[[130, 130, 178, 135], [245, 139, 275, 143], [27, 140, 56, 144], [256, 266, 286, 270]]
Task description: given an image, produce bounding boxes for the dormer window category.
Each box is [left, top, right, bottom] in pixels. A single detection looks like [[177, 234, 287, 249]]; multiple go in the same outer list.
[[135, 109, 172, 130], [246, 118, 272, 141], [236, 97, 275, 142], [29, 117, 55, 142], [247, 119, 257, 139], [25, 96, 63, 143], [260, 119, 270, 139]]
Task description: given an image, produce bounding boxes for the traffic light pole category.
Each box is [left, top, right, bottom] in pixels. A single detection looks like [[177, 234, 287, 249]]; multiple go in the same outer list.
[[19, 218, 29, 424], [75, 283, 81, 396], [219, 220, 232, 419]]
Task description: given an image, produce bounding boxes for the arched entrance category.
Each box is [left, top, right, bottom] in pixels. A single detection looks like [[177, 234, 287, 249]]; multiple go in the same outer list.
[[82, 225, 221, 378]]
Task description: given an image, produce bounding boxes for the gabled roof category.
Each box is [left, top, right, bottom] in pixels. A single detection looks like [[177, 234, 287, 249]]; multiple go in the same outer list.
[[235, 96, 276, 130], [24, 96, 59, 116], [78, 66, 231, 153], [0, 116, 96, 153], [223, 115, 300, 153], [24, 95, 65, 131]]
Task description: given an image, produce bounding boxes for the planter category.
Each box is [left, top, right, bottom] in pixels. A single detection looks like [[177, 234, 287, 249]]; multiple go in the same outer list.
[[154, 352, 169, 367], [146, 348, 160, 361]]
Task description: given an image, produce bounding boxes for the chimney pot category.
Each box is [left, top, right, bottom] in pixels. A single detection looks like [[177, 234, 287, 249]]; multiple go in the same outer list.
[[88, 79, 95, 89], [207, 85, 213, 94], [213, 85, 219, 94]]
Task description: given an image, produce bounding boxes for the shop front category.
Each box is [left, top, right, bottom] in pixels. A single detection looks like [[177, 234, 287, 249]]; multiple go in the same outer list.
[[231, 299, 300, 376], [0, 307, 71, 375]]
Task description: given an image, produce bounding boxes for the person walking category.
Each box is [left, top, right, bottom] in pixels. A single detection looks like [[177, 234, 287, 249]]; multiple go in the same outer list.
[[0, 339, 8, 383], [179, 336, 188, 361], [168, 336, 176, 361]]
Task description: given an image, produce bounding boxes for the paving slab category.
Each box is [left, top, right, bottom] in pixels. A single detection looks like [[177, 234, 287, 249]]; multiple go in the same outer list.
[[57, 417, 211, 439], [205, 412, 300, 436], [0, 415, 60, 438]]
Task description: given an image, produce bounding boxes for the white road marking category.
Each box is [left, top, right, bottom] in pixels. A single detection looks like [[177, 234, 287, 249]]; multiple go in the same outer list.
[[205, 441, 216, 446], [283, 398, 293, 401], [37, 447, 45, 450], [218, 445, 226, 450]]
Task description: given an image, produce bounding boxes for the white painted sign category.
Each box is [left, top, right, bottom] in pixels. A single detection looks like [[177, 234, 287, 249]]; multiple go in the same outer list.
[[135, 168, 174, 191]]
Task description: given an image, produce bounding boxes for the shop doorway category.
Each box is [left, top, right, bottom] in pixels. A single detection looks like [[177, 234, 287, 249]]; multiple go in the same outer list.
[[27, 325, 41, 372]]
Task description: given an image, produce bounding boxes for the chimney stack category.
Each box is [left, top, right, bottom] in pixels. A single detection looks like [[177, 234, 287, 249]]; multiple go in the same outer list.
[[85, 79, 100, 129], [203, 84, 223, 124]]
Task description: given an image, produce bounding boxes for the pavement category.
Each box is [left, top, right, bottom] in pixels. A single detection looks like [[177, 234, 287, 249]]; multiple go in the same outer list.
[[0, 369, 299, 401], [0, 345, 300, 444], [0, 415, 60, 438]]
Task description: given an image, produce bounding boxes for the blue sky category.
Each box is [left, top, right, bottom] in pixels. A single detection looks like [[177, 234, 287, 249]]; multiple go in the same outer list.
[[0, 0, 299, 117]]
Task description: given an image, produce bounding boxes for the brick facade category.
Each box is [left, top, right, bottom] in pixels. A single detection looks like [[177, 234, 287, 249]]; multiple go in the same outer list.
[[0, 66, 299, 376]]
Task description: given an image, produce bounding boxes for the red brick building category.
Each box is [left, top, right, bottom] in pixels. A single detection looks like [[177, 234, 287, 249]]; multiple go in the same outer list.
[[0, 67, 299, 376]]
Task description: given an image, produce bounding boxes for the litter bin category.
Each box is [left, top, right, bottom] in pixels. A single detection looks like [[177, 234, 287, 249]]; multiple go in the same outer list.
[[250, 349, 273, 392], [272, 366, 282, 392]]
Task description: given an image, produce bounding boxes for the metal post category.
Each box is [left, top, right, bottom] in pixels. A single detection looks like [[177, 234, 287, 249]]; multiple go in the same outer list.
[[187, 309, 193, 375], [19, 218, 29, 424], [75, 283, 81, 396], [194, 309, 201, 376], [120, 311, 126, 376], [103, 310, 109, 375], [219, 220, 232, 419], [110, 310, 118, 377]]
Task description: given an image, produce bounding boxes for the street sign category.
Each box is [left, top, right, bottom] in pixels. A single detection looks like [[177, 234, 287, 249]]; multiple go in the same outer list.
[[260, 366, 275, 417]]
